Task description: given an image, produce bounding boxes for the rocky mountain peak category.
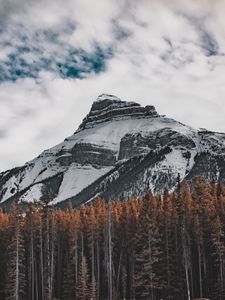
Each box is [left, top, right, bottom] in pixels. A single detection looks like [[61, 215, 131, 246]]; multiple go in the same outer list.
[[77, 94, 159, 131], [1, 94, 225, 210]]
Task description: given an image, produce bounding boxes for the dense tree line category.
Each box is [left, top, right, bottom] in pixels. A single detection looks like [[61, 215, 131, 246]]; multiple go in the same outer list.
[[0, 176, 225, 299]]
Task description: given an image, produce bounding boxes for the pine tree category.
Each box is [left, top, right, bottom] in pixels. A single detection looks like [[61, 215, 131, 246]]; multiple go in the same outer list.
[[192, 177, 215, 296], [161, 189, 177, 298], [193, 214, 204, 298], [25, 204, 39, 300], [42, 194, 56, 300], [93, 198, 107, 299], [61, 203, 80, 300], [76, 256, 91, 300], [86, 204, 97, 300], [179, 181, 193, 300], [5, 202, 27, 300], [0, 208, 9, 299], [210, 215, 225, 299], [134, 192, 163, 300], [107, 203, 113, 300]]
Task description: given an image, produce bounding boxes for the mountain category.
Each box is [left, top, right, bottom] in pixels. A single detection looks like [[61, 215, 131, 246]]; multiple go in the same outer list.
[[1, 94, 225, 209]]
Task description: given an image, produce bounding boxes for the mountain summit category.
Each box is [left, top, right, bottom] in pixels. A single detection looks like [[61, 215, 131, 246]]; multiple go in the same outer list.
[[1, 94, 225, 209], [77, 94, 158, 131]]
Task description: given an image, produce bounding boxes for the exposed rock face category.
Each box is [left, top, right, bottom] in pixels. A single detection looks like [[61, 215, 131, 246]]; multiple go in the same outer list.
[[56, 143, 116, 167], [0, 94, 225, 209], [78, 94, 159, 131]]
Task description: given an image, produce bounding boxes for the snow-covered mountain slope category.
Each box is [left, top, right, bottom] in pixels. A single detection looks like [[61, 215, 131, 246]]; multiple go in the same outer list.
[[1, 94, 225, 209]]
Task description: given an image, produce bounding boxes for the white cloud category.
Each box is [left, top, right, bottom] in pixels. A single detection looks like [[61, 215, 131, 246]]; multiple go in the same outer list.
[[0, 0, 225, 171]]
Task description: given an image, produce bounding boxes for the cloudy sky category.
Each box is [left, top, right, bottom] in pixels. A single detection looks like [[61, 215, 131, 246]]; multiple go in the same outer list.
[[0, 0, 225, 171]]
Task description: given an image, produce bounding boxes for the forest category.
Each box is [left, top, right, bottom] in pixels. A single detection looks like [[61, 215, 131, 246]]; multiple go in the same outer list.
[[0, 176, 225, 300]]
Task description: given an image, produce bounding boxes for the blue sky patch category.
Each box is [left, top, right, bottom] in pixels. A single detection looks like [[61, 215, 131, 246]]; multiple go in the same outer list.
[[0, 43, 113, 82]]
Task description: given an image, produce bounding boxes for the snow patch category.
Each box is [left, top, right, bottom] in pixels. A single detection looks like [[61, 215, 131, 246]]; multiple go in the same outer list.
[[52, 164, 112, 204], [95, 94, 121, 102], [20, 183, 44, 203]]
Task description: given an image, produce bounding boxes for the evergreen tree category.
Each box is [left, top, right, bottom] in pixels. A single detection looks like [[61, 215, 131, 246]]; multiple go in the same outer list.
[[76, 256, 91, 300], [179, 181, 193, 300], [161, 189, 177, 298], [0, 209, 9, 299], [5, 202, 27, 300], [86, 204, 97, 299], [134, 192, 163, 300], [61, 203, 80, 300], [42, 195, 56, 300], [209, 215, 225, 299]]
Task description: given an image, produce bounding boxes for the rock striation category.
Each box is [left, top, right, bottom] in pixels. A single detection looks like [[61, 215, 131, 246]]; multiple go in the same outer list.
[[77, 94, 159, 131]]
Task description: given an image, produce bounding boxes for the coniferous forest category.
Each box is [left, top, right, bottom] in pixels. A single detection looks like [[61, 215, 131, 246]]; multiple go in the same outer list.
[[0, 177, 225, 300]]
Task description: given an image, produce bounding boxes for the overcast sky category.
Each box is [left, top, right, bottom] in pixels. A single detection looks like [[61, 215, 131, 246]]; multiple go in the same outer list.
[[0, 0, 225, 171]]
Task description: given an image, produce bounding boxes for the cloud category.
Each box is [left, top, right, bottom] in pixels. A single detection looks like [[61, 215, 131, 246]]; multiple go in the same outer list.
[[0, 0, 225, 171]]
